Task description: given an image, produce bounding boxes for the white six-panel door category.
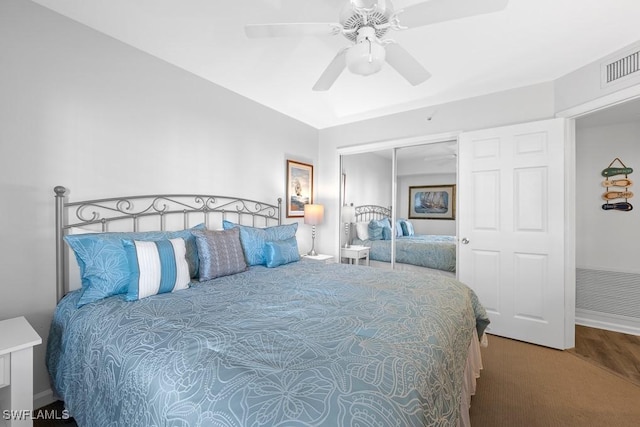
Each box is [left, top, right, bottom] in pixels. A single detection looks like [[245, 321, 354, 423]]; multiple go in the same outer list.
[[458, 118, 567, 349]]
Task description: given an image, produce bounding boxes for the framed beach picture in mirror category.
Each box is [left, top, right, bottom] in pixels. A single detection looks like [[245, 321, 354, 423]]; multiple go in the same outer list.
[[286, 160, 313, 218], [409, 185, 456, 220]]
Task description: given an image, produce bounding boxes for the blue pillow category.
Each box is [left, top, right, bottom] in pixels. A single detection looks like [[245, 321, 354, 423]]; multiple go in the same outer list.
[[368, 218, 391, 241], [222, 220, 298, 266], [400, 220, 415, 236], [382, 227, 392, 240], [264, 237, 300, 268], [64, 224, 205, 307], [123, 238, 190, 301]]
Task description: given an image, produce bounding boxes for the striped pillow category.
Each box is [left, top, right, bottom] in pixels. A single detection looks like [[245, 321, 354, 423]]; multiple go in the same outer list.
[[123, 238, 190, 301]]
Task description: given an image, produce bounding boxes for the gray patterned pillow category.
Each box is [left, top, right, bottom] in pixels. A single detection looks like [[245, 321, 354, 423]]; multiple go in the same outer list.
[[192, 228, 248, 281]]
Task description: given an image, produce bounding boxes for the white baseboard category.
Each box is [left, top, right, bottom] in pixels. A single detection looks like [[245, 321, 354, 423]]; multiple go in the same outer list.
[[33, 388, 55, 410], [575, 308, 640, 336]]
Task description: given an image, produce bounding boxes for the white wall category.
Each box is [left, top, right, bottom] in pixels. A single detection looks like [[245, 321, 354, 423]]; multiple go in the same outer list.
[[0, 0, 318, 402], [575, 121, 640, 271]]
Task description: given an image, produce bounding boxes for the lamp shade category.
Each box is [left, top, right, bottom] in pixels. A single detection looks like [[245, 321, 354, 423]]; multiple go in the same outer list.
[[341, 204, 356, 223], [304, 204, 324, 225]]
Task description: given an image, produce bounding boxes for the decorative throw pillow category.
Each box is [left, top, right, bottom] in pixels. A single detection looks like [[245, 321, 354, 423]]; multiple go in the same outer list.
[[382, 227, 392, 240], [355, 221, 370, 240], [64, 224, 205, 307], [222, 220, 298, 266], [123, 238, 190, 301], [368, 220, 383, 241], [368, 218, 391, 241], [400, 220, 415, 236], [264, 237, 300, 268], [192, 228, 248, 280]]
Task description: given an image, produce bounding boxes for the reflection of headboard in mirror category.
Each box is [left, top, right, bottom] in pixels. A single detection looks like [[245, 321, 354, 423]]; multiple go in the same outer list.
[[54, 186, 282, 302], [354, 205, 391, 222]]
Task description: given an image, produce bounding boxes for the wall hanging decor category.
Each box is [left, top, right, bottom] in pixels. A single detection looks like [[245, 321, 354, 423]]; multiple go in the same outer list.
[[409, 185, 456, 220], [601, 157, 633, 211], [286, 159, 314, 218]]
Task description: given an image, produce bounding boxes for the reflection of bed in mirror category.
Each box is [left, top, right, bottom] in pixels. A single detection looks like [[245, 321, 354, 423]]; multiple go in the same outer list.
[[351, 205, 457, 277]]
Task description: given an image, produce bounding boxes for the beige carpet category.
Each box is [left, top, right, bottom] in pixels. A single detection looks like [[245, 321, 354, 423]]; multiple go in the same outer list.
[[469, 334, 640, 427]]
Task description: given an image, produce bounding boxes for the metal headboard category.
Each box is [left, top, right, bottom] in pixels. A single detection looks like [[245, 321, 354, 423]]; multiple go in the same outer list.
[[54, 186, 282, 302], [354, 205, 391, 222]]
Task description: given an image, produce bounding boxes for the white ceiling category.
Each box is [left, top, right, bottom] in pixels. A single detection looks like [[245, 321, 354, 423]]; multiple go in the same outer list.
[[30, 0, 640, 129]]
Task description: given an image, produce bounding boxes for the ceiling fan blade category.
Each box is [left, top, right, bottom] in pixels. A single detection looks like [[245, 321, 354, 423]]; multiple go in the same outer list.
[[384, 43, 431, 86], [398, 0, 508, 29], [245, 23, 340, 38], [312, 49, 348, 91]]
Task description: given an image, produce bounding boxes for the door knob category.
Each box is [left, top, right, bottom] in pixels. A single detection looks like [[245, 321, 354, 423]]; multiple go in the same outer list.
[[461, 238, 470, 244]]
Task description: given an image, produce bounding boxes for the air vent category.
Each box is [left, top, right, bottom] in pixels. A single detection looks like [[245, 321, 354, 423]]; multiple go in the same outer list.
[[601, 48, 640, 87], [577, 268, 640, 319]]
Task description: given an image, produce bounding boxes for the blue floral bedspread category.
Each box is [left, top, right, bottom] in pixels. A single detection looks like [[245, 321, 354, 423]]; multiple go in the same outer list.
[[353, 235, 457, 272], [47, 261, 488, 427]]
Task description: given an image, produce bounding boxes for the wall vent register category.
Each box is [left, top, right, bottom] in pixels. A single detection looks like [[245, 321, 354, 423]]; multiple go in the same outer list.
[[601, 47, 640, 87]]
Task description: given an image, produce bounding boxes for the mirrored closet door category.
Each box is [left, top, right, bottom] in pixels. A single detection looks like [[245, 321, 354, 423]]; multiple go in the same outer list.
[[394, 142, 457, 276], [339, 140, 458, 277], [339, 149, 393, 267]]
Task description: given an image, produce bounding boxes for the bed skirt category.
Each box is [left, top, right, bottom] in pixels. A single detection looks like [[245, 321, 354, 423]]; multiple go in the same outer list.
[[459, 330, 487, 427]]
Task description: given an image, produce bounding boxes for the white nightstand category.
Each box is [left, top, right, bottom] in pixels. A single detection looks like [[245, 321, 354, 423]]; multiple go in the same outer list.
[[301, 254, 334, 264], [0, 316, 42, 427], [341, 245, 370, 266]]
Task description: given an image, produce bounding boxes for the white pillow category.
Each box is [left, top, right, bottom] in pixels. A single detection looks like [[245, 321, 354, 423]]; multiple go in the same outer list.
[[355, 221, 370, 240]]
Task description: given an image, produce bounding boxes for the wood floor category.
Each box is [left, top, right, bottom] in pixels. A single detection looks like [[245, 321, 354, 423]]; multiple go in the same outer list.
[[568, 325, 640, 387]]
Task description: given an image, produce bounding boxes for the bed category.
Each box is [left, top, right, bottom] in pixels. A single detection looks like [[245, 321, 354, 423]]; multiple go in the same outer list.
[[47, 187, 488, 427], [352, 205, 457, 276]]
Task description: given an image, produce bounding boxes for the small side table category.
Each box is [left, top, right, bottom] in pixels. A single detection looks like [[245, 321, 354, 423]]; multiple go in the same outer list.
[[0, 316, 42, 427], [301, 254, 334, 264], [341, 245, 370, 266]]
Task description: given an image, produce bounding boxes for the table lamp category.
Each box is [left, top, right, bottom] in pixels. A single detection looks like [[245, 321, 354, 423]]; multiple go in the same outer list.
[[341, 203, 356, 248], [304, 204, 324, 256]]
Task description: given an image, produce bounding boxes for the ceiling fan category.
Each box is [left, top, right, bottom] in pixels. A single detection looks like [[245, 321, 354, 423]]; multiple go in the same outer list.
[[245, 0, 509, 91]]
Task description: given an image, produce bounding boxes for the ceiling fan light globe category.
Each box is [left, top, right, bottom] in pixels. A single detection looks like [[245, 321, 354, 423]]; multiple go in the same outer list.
[[346, 40, 386, 76]]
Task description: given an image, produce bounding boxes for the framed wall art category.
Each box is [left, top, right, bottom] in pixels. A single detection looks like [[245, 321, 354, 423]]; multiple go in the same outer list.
[[408, 185, 456, 220], [286, 160, 313, 218]]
